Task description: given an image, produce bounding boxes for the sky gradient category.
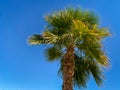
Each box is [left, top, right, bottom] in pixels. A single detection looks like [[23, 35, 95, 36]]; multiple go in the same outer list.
[[0, 0, 120, 90]]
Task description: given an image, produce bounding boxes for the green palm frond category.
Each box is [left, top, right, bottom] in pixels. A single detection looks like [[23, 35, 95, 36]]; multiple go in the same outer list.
[[74, 53, 104, 88], [57, 33, 73, 47], [45, 46, 63, 61], [43, 30, 73, 47], [71, 19, 110, 40], [82, 11, 99, 26], [88, 61, 104, 86], [74, 54, 89, 88], [28, 34, 44, 45], [43, 30, 59, 44], [76, 37, 109, 67], [65, 8, 83, 20], [98, 28, 110, 38], [45, 10, 72, 31]]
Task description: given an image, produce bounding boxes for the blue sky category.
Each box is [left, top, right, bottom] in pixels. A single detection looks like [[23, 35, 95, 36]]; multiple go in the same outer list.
[[0, 0, 120, 90]]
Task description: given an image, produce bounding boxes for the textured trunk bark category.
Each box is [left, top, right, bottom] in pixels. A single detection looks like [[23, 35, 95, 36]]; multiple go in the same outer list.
[[62, 45, 74, 90]]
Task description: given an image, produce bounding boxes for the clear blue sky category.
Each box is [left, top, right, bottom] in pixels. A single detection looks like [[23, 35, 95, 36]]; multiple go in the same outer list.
[[0, 0, 119, 90]]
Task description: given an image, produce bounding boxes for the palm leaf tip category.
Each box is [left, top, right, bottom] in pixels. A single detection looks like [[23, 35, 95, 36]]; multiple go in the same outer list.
[[28, 34, 43, 45], [45, 47, 62, 61], [89, 61, 104, 86]]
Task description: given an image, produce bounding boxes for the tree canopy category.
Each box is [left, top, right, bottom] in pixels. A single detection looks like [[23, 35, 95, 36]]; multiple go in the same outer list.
[[28, 8, 110, 89]]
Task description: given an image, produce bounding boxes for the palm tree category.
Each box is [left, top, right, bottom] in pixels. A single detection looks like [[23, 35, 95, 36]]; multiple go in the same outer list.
[[28, 8, 110, 90]]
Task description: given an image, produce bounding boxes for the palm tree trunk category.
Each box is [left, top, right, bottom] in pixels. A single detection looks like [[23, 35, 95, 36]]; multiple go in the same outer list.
[[62, 44, 74, 90]]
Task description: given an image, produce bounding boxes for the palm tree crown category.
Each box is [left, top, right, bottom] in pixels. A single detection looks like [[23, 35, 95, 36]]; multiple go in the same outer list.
[[28, 8, 110, 89]]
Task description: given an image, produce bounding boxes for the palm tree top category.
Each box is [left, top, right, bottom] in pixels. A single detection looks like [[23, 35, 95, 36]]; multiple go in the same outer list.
[[28, 8, 110, 89], [29, 8, 109, 45]]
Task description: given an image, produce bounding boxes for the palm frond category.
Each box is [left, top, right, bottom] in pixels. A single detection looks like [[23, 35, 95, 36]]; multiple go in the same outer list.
[[74, 53, 104, 88], [88, 60, 104, 86], [43, 30, 59, 44], [28, 34, 44, 45], [43, 30, 73, 47], [74, 54, 89, 88], [76, 40, 109, 67], [45, 46, 63, 61], [82, 11, 99, 26]]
